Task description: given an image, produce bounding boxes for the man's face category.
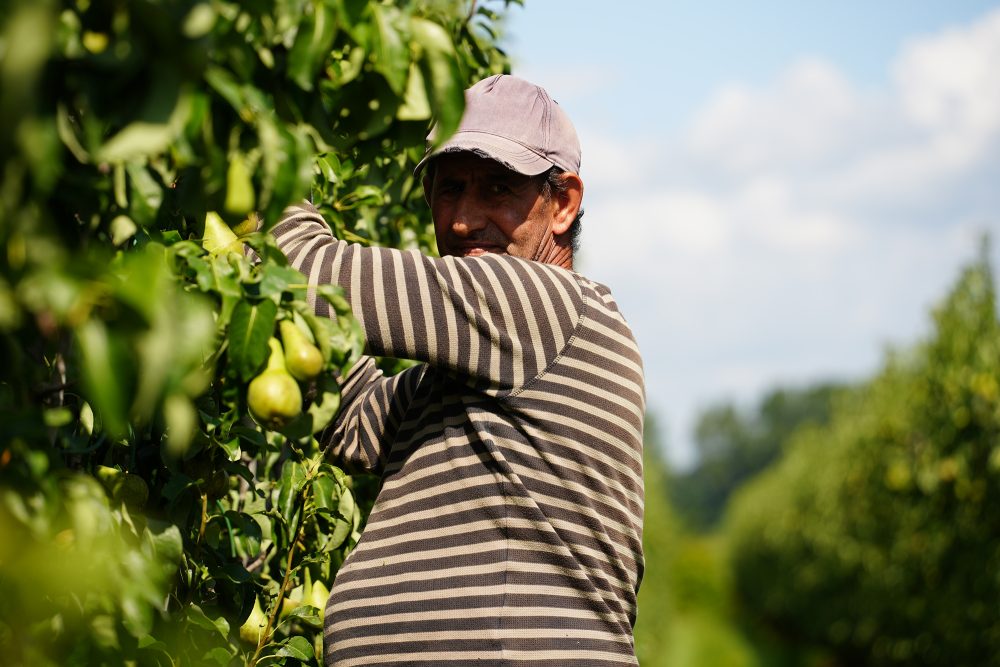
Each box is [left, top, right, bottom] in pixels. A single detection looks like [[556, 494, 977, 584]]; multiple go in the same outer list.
[[425, 152, 559, 262]]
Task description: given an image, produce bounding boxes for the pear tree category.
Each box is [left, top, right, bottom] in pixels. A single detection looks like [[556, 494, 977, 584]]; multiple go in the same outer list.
[[0, 0, 519, 664]]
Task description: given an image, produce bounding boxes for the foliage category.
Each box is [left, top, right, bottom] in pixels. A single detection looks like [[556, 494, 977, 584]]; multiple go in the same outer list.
[[726, 245, 1000, 666], [633, 414, 677, 664], [636, 415, 825, 667], [672, 383, 845, 531], [0, 0, 516, 664]]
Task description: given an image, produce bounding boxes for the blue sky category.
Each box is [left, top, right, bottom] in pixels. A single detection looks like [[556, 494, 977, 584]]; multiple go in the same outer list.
[[502, 1, 1000, 467]]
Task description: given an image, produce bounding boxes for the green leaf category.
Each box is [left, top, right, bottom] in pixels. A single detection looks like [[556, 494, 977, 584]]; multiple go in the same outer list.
[[311, 474, 338, 511], [185, 604, 230, 638], [371, 4, 409, 95], [200, 647, 234, 666], [211, 560, 251, 583], [204, 66, 245, 116], [211, 255, 243, 327], [219, 509, 263, 556], [217, 436, 241, 462], [147, 523, 184, 571], [316, 153, 342, 184], [75, 319, 128, 437], [228, 298, 278, 381], [125, 162, 164, 226], [160, 472, 196, 504], [256, 263, 307, 301], [397, 63, 431, 121], [411, 17, 466, 144], [121, 591, 155, 638], [277, 460, 308, 527], [280, 375, 341, 441], [110, 215, 138, 246], [336, 184, 384, 210], [97, 76, 192, 162], [288, 0, 338, 91], [277, 603, 322, 629], [275, 635, 315, 660], [231, 424, 268, 450], [56, 102, 90, 163], [314, 473, 354, 550]]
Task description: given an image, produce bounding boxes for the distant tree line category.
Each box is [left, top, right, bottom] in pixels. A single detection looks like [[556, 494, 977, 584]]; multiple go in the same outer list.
[[671, 382, 848, 531], [725, 246, 1000, 666]]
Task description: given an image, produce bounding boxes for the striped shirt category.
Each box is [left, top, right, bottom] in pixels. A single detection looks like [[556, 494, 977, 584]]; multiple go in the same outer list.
[[272, 202, 645, 666]]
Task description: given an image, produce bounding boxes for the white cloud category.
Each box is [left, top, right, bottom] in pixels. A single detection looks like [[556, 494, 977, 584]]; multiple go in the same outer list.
[[894, 9, 1000, 138], [688, 58, 864, 172], [574, 8, 1000, 467]]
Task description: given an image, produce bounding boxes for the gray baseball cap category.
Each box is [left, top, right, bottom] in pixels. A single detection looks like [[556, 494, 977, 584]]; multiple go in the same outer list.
[[415, 74, 581, 177]]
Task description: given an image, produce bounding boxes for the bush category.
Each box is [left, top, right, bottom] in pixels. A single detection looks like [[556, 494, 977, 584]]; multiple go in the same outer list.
[[0, 0, 516, 663]]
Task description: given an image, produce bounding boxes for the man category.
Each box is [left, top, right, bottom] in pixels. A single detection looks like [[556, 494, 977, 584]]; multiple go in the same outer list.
[[272, 74, 645, 666]]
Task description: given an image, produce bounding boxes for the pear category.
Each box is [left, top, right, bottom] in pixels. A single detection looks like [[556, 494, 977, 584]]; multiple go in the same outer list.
[[202, 211, 242, 256], [239, 595, 267, 645], [309, 578, 330, 614], [247, 338, 302, 429], [205, 469, 230, 498], [224, 157, 255, 216], [95, 465, 124, 501], [279, 319, 324, 381], [232, 211, 260, 237]]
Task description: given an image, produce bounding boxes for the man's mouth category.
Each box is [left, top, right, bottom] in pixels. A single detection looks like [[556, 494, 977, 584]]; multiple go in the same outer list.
[[453, 244, 503, 257]]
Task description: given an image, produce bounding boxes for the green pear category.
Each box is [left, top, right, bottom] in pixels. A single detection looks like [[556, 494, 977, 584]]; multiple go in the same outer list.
[[224, 156, 255, 216], [239, 595, 267, 645], [247, 338, 302, 429], [202, 211, 241, 256], [279, 319, 324, 381], [309, 578, 330, 613], [95, 465, 124, 501]]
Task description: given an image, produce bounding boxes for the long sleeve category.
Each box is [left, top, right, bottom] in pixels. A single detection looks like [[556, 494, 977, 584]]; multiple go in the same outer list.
[[322, 356, 423, 475], [270, 202, 584, 397]]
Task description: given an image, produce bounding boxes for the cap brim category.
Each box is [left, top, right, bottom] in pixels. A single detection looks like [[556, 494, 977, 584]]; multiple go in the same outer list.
[[414, 131, 554, 177]]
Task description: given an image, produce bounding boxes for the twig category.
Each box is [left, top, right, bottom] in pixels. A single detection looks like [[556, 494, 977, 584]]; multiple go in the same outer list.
[[249, 467, 314, 666], [197, 492, 208, 544]]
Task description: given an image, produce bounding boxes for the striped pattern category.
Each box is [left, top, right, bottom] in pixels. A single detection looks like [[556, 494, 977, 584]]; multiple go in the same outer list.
[[272, 203, 645, 666]]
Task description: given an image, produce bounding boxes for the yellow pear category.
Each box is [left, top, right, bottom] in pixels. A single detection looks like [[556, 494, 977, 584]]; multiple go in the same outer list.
[[232, 211, 260, 237], [279, 319, 324, 381], [224, 157, 255, 216], [247, 338, 302, 429], [202, 211, 241, 256], [309, 578, 330, 613], [239, 595, 267, 645]]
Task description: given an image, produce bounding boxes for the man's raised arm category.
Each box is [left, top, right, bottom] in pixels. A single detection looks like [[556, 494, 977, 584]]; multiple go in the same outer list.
[[270, 200, 585, 397]]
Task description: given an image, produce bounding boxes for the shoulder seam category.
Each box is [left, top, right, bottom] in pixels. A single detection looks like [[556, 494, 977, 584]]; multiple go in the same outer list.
[[506, 268, 588, 400]]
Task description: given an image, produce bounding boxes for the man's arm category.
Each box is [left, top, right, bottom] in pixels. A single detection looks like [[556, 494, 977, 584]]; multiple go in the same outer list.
[[271, 201, 584, 396], [320, 357, 423, 475]]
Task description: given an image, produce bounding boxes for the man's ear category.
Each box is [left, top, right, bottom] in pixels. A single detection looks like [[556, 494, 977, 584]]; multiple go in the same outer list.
[[551, 172, 583, 236]]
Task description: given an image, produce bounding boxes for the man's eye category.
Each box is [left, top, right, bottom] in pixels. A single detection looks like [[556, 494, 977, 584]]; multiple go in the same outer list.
[[488, 183, 512, 196]]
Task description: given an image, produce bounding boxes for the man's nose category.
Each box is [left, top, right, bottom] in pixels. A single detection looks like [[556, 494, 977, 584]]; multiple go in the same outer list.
[[450, 194, 487, 236]]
